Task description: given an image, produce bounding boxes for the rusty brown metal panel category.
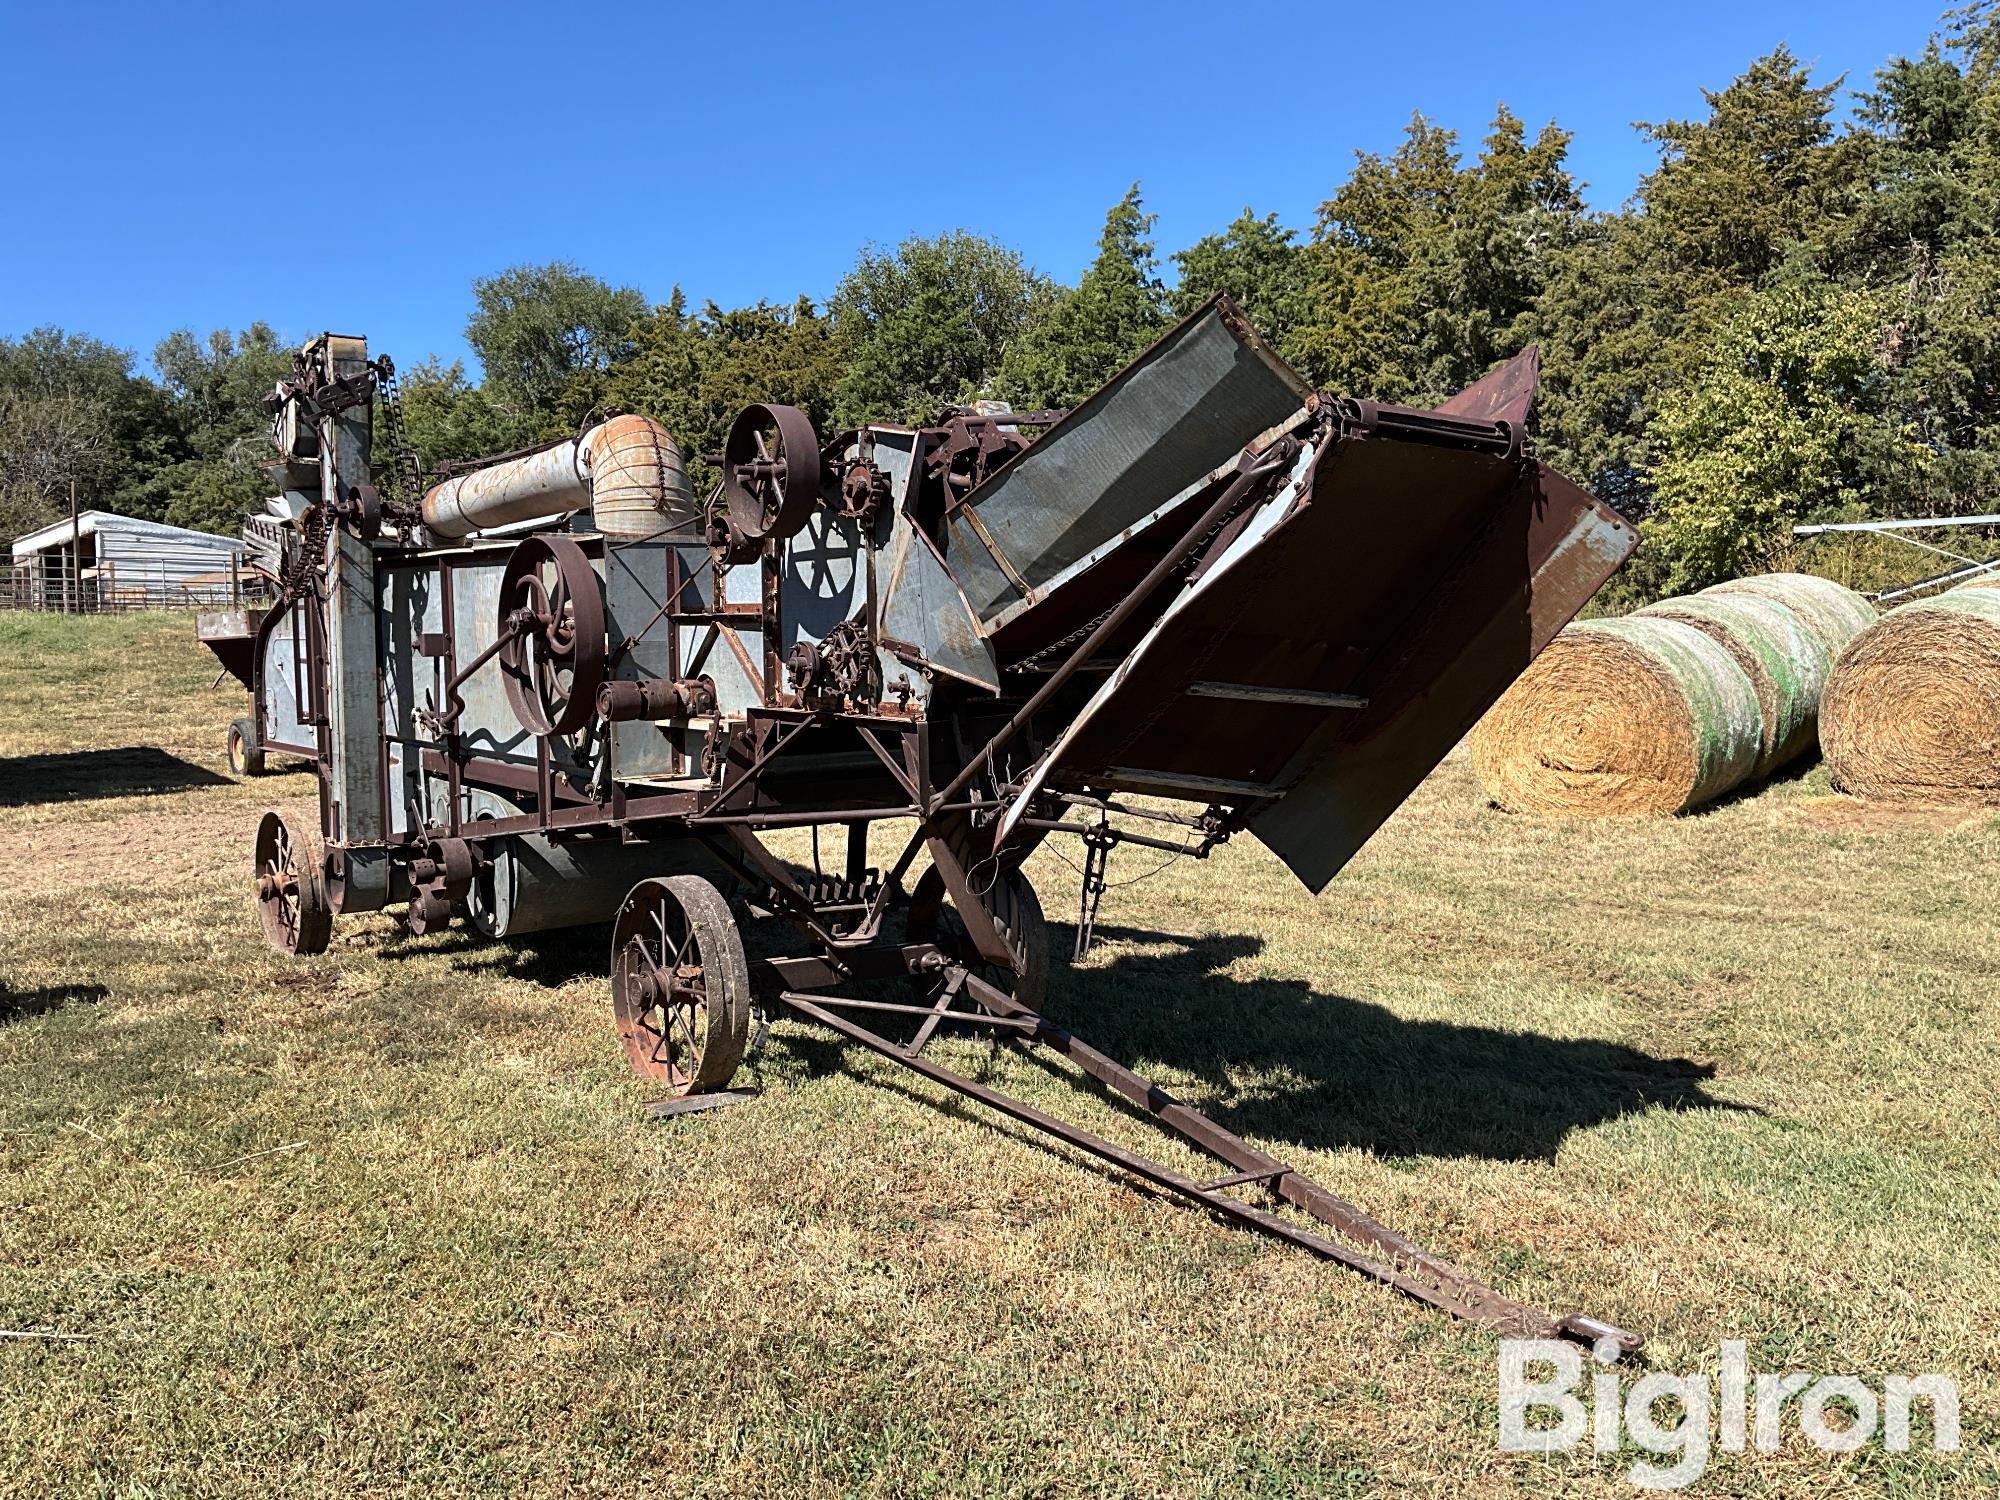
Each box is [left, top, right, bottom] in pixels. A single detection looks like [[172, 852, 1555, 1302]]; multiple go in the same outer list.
[[1007, 431, 1634, 889], [1433, 345, 1540, 427], [1247, 460, 1634, 890]]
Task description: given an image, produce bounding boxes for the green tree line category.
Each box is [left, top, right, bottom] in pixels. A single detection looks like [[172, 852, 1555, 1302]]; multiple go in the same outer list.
[[6, 8, 1999, 597]]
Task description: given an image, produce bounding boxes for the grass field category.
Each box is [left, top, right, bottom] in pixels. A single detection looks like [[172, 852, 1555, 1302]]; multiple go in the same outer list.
[[1, 611, 1995, 1498]]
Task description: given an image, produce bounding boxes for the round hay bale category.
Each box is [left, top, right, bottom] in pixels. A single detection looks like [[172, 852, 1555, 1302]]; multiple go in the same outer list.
[[1636, 594, 1830, 777], [1949, 571, 2000, 594], [1821, 589, 2000, 803], [1703, 572, 1875, 658], [1472, 617, 1762, 817]]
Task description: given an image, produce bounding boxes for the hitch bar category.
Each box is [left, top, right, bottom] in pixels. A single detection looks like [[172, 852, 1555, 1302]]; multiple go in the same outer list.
[[766, 958, 1642, 1354]]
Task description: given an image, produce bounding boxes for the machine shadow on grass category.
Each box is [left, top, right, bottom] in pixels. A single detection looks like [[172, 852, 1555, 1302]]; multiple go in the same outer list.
[[1047, 924, 1751, 1164], [403, 900, 1747, 1167], [0, 981, 108, 1024], [0, 747, 232, 807]]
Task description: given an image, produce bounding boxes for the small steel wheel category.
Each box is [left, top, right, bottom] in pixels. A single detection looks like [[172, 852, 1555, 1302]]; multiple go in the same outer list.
[[907, 866, 1050, 1011], [611, 875, 751, 1097], [227, 716, 264, 777], [254, 810, 331, 956]]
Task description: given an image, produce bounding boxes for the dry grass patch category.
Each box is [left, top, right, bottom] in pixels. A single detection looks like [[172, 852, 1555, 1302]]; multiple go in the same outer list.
[[0, 614, 1995, 1497]]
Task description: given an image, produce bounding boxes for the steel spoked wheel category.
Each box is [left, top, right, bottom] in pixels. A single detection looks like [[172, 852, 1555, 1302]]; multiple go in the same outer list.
[[611, 876, 751, 1098], [907, 866, 1050, 1011], [254, 810, 331, 956]]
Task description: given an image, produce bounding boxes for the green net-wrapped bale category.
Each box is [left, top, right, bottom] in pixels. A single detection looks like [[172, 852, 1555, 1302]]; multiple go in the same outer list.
[[1950, 572, 2000, 594], [1704, 572, 1876, 658], [1636, 594, 1830, 777], [1472, 617, 1762, 816], [1821, 588, 2000, 803]]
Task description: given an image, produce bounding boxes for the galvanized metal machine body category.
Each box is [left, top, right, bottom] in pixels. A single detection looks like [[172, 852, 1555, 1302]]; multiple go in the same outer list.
[[215, 304, 1643, 1349]]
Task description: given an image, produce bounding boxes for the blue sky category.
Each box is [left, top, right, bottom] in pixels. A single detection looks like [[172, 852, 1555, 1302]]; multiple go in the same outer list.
[[0, 0, 1942, 378]]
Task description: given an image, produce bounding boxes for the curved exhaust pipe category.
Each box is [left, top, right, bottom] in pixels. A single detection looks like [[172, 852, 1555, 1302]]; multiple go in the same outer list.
[[421, 414, 696, 541]]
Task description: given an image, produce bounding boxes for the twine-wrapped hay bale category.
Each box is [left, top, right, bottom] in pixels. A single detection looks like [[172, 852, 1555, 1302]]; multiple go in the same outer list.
[[1821, 588, 2000, 803], [1472, 617, 1763, 816], [1635, 593, 1830, 777], [1703, 572, 1876, 658]]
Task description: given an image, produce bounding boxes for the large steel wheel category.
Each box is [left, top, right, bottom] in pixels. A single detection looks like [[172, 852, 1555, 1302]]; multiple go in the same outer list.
[[611, 875, 752, 1097], [907, 866, 1050, 1011], [254, 810, 331, 956]]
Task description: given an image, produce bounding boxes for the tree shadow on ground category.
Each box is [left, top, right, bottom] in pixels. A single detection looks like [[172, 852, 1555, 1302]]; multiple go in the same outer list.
[[1045, 925, 1752, 1164], [0, 748, 231, 807]]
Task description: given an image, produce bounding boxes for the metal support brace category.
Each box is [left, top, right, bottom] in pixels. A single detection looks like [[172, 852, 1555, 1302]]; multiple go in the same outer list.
[[767, 954, 1643, 1353]]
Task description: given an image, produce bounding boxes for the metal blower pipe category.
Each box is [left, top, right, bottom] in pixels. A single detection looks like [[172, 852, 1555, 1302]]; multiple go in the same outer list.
[[421, 415, 694, 541]]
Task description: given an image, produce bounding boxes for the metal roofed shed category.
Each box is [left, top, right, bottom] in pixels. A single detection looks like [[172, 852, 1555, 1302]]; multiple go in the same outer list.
[[7, 511, 250, 610]]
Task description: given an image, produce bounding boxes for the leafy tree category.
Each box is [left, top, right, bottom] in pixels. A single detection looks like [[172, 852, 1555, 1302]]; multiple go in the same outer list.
[[1291, 114, 1457, 400], [1842, 34, 2000, 518], [148, 324, 292, 536], [1293, 109, 1582, 403], [830, 231, 1055, 423], [996, 185, 1168, 409], [162, 451, 273, 538], [1646, 268, 1895, 590], [1639, 47, 1855, 290], [0, 328, 182, 531], [609, 291, 842, 491], [1169, 208, 1311, 355], [0, 387, 111, 537], [466, 261, 646, 427], [605, 290, 709, 462], [1407, 109, 1587, 397], [1535, 49, 1856, 516], [152, 324, 289, 451], [692, 297, 841, 454], [393, 357, 528, 475]]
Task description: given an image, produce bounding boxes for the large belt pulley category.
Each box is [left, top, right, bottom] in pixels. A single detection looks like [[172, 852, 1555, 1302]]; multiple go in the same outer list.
[[497, 534, 605, 736], [720, 403, 820, 550]]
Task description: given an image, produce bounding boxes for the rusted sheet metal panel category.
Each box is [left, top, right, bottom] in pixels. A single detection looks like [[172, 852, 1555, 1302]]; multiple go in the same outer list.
[[879, 517, 999, 691], [196, 608, 264, 688], [999, 424, 1636, 888], [945, 295, 1309, 632], [1248, 461, 1633, 891], [876, 429, 1000, 692], [1433, 345, 1540, 426]]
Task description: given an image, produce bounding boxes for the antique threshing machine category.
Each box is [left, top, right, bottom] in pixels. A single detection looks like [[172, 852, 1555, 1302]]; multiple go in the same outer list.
[[212, 299, 1642, 1348]]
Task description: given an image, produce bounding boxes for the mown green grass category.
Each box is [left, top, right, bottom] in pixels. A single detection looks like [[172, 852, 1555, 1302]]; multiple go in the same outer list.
[[1, 614, 1995, 1497]]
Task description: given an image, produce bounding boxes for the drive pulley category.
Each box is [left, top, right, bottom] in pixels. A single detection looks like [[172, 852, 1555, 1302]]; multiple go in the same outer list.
[[496, 534, 605, 737], [720, 403, 820, 550]]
